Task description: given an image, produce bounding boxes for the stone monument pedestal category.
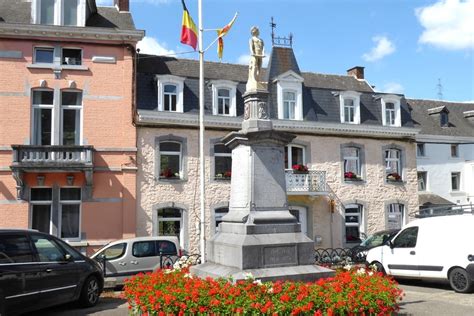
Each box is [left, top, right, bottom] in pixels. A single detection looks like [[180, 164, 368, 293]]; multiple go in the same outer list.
[[191, 89, 333, 282]]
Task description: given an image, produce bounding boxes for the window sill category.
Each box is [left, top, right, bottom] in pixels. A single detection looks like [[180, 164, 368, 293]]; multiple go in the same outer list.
[[27, 63, 89, 71], [158, 177, 186, 183], [344, 178, 364, 183], [386, 179, 404, 185], [214, 177, 231, 181]]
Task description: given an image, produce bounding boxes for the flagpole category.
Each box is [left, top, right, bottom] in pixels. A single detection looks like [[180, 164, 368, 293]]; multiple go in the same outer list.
[[198, 0, 206, 263]]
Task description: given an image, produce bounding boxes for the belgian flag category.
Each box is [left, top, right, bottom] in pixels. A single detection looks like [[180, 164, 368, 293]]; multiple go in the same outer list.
[[180, 0, 198, 50]]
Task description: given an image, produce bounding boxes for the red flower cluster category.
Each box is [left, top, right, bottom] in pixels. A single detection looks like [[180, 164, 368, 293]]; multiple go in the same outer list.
[[123, 267, 403, 315], [224, 171, 232, 178], [292, 164, 308, 172], [387, 172, 401, 181], [160, 168, 177, 179], [344, 171, 358, 179]]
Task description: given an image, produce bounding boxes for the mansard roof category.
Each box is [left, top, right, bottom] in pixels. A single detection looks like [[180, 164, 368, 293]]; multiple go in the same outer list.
[[0, 0, 136, 31], [137, 53, 415, 128], [408, 99, 474, 137]]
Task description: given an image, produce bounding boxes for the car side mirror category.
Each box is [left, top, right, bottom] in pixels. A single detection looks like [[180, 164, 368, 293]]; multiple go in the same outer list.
[[388, 240, 395, 249], [64, 253, 73, 262]]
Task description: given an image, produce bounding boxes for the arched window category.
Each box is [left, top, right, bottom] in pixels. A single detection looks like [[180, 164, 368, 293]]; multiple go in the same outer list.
[[159, 141, 182, 179], [344, 204, 364, 244], [157, 208, 183, 240]]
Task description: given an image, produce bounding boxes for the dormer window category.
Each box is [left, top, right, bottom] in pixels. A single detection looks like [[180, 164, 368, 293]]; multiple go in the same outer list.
[[283, 90, 297, 119], [156, 75, 185, 113], [274, 71, 304, 120], [33, 0, 84, 27], [440, 112, 449, 127], [211, 80, 237, 116], [381, 95, 402, 127], [339, 91, 361, 124]]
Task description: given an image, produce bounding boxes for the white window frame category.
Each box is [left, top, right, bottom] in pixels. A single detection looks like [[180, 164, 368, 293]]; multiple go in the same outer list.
[[417, 171, 427, 191], [385, 148, 401, 175], [159, 141, 183, 179], [31, 89, 55, 146], [343, 146, 361, 176], [285, 144, 306, 170], [156, 208, 184, 249], [210, 80, 237, 117], [451, 172, 461, 191], [381, 95, 402, 127], [344, 204, 365, 244], [156, 75, 185, 113], [282, 89, 297, 120], [275, 71, 304, 120], [214, 143, 232, 179], [34, 46, 55, 64], [387, 203, 405, 230], [29, 187, 53, 235], [339, 91, 361, 124], [32, 0, 85, 26], [58, 187, 82, 241], [60, 89, 83, 146]]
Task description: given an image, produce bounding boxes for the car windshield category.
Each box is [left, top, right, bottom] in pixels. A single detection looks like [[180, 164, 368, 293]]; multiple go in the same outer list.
[[361, 231, 396, 248]]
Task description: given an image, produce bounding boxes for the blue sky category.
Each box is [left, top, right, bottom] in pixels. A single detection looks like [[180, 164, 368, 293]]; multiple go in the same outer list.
[[99, 0, 473, 102]]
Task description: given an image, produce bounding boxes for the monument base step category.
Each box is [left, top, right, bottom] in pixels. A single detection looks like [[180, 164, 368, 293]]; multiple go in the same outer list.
[[190, 262, 334, 283]]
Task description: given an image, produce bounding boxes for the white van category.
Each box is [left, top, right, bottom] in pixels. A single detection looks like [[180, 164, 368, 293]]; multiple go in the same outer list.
[[91, 236, 180, 287], [366, 214, 474, 293]]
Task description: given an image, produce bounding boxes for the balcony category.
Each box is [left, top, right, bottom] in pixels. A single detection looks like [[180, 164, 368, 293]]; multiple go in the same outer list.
[[10, 145, 94, 200], [11, 145, 93, 170], [285, 170, 328, 195]]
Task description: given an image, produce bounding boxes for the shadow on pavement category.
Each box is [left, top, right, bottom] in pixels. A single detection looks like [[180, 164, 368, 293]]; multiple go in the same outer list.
[[396, 278, 452, 291], [24, 296, 128, 315]]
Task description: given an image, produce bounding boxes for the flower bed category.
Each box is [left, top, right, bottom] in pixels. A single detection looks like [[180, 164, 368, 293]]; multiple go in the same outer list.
[[123, 266, 403, 315]]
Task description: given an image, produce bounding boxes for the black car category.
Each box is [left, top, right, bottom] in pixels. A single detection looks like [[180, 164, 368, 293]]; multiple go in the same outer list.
[[0, 229, 103, 315]]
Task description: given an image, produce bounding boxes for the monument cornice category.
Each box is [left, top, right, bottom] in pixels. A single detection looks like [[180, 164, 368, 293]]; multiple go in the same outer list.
[[136, 110, 419, 139]]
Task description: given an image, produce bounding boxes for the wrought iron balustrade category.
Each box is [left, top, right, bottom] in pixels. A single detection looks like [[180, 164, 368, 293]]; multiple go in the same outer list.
[[285, 170, 327, 194], [11, 145, 93, 168]]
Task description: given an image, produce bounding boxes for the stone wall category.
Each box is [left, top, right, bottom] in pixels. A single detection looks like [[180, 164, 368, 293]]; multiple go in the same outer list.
[[137, 127, 418, 252]]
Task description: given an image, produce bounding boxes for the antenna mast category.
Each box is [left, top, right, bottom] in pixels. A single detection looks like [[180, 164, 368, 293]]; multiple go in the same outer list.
[[437, 78, 443, 100]]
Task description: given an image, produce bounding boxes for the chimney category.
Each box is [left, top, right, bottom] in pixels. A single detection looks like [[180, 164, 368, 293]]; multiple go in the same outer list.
[[347, 66, 365, 80], [114, 0, 129, 12]]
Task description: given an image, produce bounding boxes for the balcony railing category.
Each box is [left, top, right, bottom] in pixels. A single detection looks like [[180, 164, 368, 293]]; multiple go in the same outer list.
[[285, 170, 328, 194], [11, 145, 94, 169]]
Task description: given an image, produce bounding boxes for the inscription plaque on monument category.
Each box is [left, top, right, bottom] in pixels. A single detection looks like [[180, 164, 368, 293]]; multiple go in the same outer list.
[[264, 246, 297, 267]]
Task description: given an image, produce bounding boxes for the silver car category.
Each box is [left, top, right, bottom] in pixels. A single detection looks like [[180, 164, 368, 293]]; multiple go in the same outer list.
[[91, 236, 180, 287]]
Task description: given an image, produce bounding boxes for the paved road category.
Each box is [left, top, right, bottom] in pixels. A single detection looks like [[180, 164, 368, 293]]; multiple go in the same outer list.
[[28, 280, 474, 315], [397, 279, 474, 316]]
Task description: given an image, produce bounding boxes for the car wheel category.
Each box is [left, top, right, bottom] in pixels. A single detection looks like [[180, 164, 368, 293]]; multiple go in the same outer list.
[[372, 261, 386, 275], [449, 268, 473, 293], [79, 275, 100, 307]]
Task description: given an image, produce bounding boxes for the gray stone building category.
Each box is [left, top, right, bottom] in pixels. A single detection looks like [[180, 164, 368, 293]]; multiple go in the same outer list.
[[134, 45, 419, 253]]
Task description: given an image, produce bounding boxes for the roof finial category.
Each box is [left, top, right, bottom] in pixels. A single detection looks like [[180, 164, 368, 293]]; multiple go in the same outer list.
[[437, 78, 443, 100], [270, 17, 276, 47]]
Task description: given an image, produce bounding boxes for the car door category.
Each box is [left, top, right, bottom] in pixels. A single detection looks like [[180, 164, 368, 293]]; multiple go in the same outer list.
[[129, 240, 159, 274], [0, 232, 41, 315], [383, 226, 420, 277], [95, 242, 128, 278], [30, 233, 81, 306]]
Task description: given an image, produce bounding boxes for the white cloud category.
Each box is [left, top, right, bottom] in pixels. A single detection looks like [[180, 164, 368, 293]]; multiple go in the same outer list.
[[416, 0, 474, 50], [362, 36, 396, 62], [137, 36, 175, 56], [382, 82, 405, 94], [236, 54, 269, 67]]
